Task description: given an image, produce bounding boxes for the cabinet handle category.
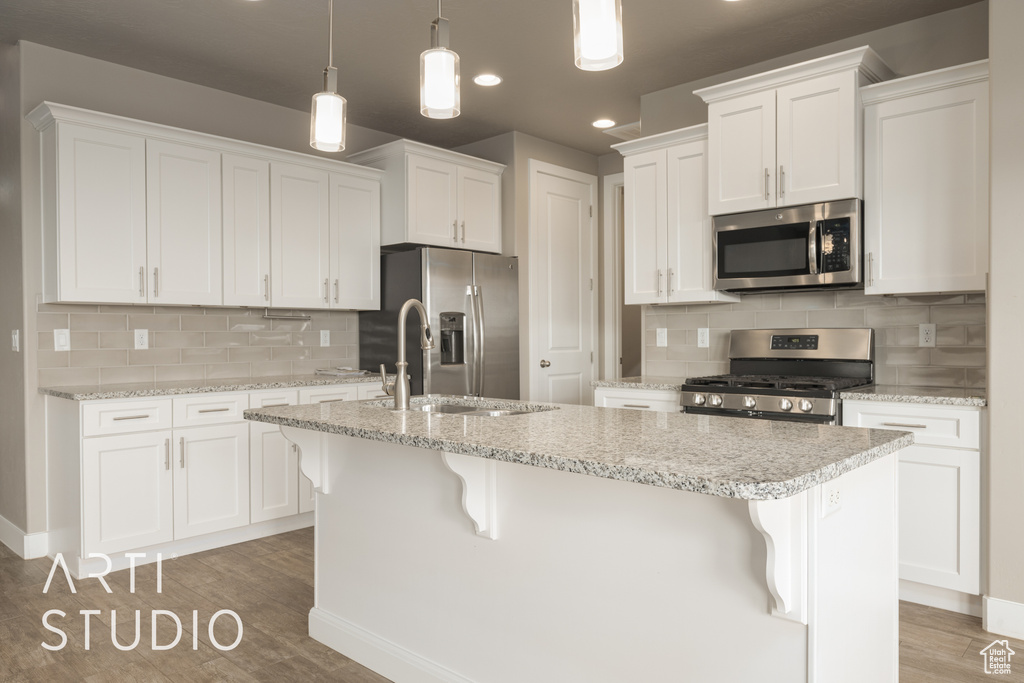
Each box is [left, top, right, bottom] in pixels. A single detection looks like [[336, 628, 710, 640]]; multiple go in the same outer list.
[[657, 269, 664, 296], [764, 168, 770, 201], [881, 422, 927, 429], [667, 268, 674, 295], [164, 438, 170, 471], [334, 279, 339, 303], [113, 414, 151, 421], [779, 165, 785, 200], [867, 253, 874, 287], [319, 398, 348, 403], [264, 274, 269, 301], [139, 267, 145, 298], [198, 407, 231, 414], [323, 278, 329, 303], [460, 221, 466, 243], [452, 220, 458, 242], [153, 267, 159, 298], [179, 437, 185, 468], [623, 404, 651, 409], [263, 403, 289, 408]]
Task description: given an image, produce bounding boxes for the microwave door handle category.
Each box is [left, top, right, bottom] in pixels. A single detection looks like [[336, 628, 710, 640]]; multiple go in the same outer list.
[[808, 222, 820, 275]]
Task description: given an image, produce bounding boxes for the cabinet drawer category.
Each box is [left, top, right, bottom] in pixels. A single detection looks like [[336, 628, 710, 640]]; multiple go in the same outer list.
[[172, 393, 249, 427], [357, 383, 391, 400], [82, 399, 173, 437], [594, 388, 681, 413], [842, 401, 980, 449], [299, 386, 360, 404], [249, 390, 299, 409]]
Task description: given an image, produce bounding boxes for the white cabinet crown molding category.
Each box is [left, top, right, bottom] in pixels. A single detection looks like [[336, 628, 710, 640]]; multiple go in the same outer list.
[[612, 123, 707, 156], [860, 60, 989, 105], [26, 101, 384, 181], [694, 46, 895, 104], [346, 138, 506, 175]]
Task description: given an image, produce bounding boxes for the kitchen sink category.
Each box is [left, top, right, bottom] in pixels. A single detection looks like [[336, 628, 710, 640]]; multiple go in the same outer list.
[[412, 403, 480, 414], [364, 395, 556, 417]]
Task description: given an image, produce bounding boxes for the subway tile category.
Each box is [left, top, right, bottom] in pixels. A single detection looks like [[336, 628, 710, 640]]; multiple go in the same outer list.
[[230, 317, 272, 332], [37, 332, 54, 351], [896, 294, 964, 306], [128, 348, 180, 366], [206, 332, 251, 347], [643, 360, 688, 377], [37, 313, 69, 331], [965, 368, 987, 390], [38, 302, 99, 314], [330, 328, 359, 346], [895, 326, 919, 346], [181, 347, 230, 364], [152, 331, 205, 348], [312, 346, 361, 360], [930, 304, 986, 325], [684, 302, 733, 314], [685, 361, 729, 377], [128, 314, 181, 331], [873, 364, 899, 385], [645, 346, 667, 361], [708, 330, 730, 362], [203, 363, 252, 379], [898, 366, 966, 388], [154, 364, 206, 382], [645, 311, 667, 330], [667, 346, 709, 362], [935, 325, 966, 347], [864, 306, 929, 327], [250, 361, 295, 377], [228, 347, 273, 363], [966, 326, 986, 346], [754, 310, 808, 329], [37, 350, 69, 369], [271, 318, 313, 332], [272, 346, 312, 362], [249, 330, 292, 347], [70, 331, 99, 350], [666, 329, 688, 346], [97, 304, 151, 314], [806, 308, 866, 328], [779, 291, 836, 310], [708, 310, 756, 329], [100, 366, 155, 385], [69, 349, 127, 367], [99, 331, 134, 349], [665, 312, 708, 330], [208, 307, 254, 316], [292, 332, 319, 347], [291, 359, 341, 374], [835, 291, 898, 309], [730, 293, 782, 311], [880, 347, 931, 366], [70, 313, 128, 331], [153, 306, 198, 315], [965, 293, 987, 305], [181, 315, 229, 331], [929, 347, 986, 367], [38, 367, 99, 388]]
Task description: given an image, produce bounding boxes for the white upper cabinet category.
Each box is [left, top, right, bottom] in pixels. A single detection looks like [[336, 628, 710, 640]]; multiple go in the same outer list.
[[348, 139, 505, 254], [223, 154, 271, 307], [862, 62, 989, 295], [697, 47, 894, 216], [615, 126, 739, 306], [330, 172, 381, 310], [270, 162, 332, 309], [44, 121, 148, 304], [146, 140, 223, 305]]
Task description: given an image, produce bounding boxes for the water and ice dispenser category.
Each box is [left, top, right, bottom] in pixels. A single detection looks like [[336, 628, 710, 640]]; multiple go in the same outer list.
[[439, 313, 465, 365]]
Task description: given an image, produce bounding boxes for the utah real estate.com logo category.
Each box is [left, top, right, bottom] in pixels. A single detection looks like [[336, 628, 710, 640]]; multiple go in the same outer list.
[[981, 639, 1015, 675]]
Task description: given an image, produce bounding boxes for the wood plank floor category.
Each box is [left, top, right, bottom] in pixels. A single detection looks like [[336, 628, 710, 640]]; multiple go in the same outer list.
[[2, 529, 1022, 681]]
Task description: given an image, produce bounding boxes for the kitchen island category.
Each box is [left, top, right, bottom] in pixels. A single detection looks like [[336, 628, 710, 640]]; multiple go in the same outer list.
[[245, 396, 912, 683]]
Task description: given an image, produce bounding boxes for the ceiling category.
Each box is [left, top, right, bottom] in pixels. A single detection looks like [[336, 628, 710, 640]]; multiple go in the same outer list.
[[0, 0, 982, 156]]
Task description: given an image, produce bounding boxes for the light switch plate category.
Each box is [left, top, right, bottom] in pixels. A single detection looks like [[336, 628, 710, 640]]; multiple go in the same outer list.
[[11, 330, 19, 352], [656, 328, 667, 347], [134, 329, 149, 350], [320, 330, 330, 347], [697, 328, 710, 348], [54, 328, 70, 351]]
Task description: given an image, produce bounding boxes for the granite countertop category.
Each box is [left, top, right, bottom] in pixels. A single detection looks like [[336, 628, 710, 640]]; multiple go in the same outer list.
[[591, 376, 685, 391], [840, 385, 987, 408], [39, 373, 386, 401], [245, 395, 912, 501]]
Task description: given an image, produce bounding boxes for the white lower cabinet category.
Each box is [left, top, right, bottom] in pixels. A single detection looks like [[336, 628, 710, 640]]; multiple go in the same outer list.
[[250, 390, 301, 522], [594, 386, 681, 413], [842, 400, 981, 598], [173, 423, 250, 539]]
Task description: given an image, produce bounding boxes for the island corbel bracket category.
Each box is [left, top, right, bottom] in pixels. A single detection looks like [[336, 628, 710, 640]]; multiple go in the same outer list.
[[441, 452, 499, 540], [748, 493, 809, 625], [281, 426, 331, 495]]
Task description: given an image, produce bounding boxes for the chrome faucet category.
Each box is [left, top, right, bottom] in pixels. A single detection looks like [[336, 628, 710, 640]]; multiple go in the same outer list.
[[378, 298, 434, 410]]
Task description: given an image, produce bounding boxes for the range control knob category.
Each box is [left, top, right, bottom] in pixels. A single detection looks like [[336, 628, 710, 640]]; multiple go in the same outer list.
[[742, 396, 757, 409], [798, 399, 814, 413], [692, 393, 706, 406], [708, 394, 724, 407], [778, 398, 794, 412]]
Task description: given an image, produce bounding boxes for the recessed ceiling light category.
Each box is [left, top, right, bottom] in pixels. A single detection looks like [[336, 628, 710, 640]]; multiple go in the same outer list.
[[473, 74, 502, 86], [592, 119, 616, 129]]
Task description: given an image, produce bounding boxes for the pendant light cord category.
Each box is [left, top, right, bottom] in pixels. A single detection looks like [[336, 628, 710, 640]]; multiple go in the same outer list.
[[437, 0, 442, 20], [327, 0, 334, 68]]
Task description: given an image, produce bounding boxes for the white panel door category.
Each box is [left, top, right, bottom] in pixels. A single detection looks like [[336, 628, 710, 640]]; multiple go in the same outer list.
[[55, 123, 147, 303], [777, 72, 857, 207], [330, 172, 381, 310], [250, 421, 299, 522], [83, 431, 174, 555], [622, 149, 666, 305], [406, 154, 459, 247], [146, 139, 223, 305], [173, 423, 250, 539], [456, 166, 502, 253], [271, 162, 331, 309], [529, 162, 597, 405], [707, 90, 776, 215], [223, 154, 271, 307]]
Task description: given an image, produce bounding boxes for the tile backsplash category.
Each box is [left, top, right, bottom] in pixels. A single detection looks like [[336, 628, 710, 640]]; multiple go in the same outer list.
[[36, 304, 359, 387], [643, 291, 986, 389]]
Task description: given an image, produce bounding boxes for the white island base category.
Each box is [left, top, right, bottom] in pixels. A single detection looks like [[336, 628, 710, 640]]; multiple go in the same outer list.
[[284, 429, 897, 683]]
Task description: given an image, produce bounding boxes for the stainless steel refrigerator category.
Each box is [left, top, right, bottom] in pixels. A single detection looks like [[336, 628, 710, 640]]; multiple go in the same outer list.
[[359, 248, 520, 399]]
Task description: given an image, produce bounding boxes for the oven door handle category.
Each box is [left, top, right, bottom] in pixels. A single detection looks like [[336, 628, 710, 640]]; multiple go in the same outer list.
[[808, 221, 820, 275]]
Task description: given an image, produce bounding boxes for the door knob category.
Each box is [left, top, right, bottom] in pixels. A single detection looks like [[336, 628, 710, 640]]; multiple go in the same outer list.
[[539, 360, 551, 368]]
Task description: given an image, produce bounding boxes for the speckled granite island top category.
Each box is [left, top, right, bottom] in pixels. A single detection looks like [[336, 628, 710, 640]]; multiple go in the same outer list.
[[39, 374, 385, 401], [591, 376, 685, 391], [840, 384, 987, 407], [245, 396, 913, 501]]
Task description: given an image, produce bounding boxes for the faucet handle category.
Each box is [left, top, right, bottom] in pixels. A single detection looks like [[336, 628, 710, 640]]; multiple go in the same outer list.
[[379, 364, 395, 396]]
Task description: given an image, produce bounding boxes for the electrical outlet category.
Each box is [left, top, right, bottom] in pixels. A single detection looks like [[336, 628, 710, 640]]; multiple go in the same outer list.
[[697, 328, 710, 348], [134, 329, 149, 350], [320, 330, 331, 347], [919, 323, 936, 348], [11, 330, 19, 352], [656, 328, 667, 347], [54, 329, 71, 352], [822, 482, 842, 517]]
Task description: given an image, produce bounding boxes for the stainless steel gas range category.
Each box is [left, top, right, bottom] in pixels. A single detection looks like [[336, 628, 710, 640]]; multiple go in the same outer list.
[[680, 328, 874, 425]]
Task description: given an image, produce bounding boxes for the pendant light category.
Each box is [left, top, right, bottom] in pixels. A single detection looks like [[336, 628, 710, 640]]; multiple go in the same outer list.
[[420, 0, 460, 119], [310, 0, 347, 152], [572, 0, 623, 71]]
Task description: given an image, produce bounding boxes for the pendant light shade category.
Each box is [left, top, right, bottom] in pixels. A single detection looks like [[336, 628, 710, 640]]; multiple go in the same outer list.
[[572, 0, 623, 71], [310, 0, 347, 151], [420, 4, 460, 119]]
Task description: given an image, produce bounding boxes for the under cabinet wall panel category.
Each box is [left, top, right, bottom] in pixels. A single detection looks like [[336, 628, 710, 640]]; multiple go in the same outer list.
[[270, 163, 332, 309], [146, 140, 223, 305], [223, 154, 271, 307], [53, 123, 148, 304], [173, 422, 250, 539], [330, 173, 381, 310]]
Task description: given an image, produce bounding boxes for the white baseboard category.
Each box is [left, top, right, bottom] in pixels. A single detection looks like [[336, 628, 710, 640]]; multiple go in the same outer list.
[[0, 513, 49, 559], [900, 579, 982, 617], [309, 607, 477, 683], [984, 596, 1024, 640]]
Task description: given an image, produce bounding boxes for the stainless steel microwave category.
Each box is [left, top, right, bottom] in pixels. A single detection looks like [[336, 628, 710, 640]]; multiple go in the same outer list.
[[713, 199, 862, 293]]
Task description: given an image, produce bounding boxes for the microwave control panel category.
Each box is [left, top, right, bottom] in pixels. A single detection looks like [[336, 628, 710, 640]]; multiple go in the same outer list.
[[818, 218, 851, 273]]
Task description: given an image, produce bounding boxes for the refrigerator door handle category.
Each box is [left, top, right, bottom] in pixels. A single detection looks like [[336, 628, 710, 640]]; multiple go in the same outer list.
[[473, 285, 486, 397], [466, 284, 478, 396]]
